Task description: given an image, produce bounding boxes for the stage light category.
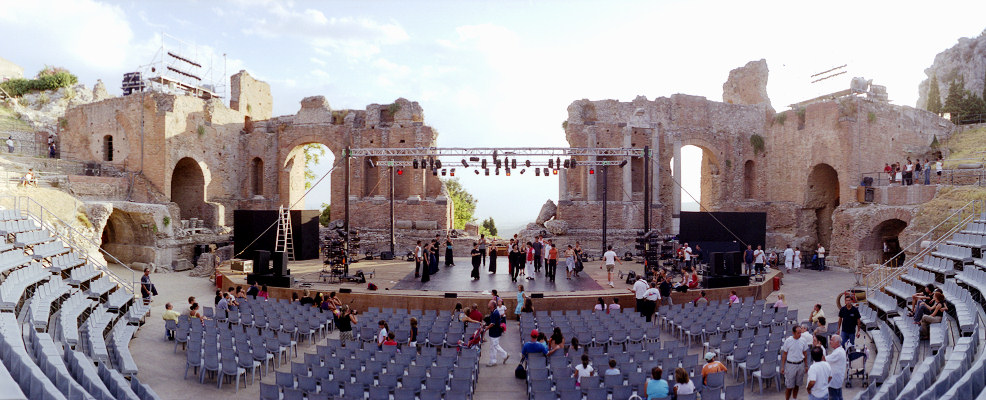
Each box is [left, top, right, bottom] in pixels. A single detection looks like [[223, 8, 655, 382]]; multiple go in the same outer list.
[[619, 160, 628, 168], [493, 149, 498, 160], [435, 159, 442, 169], [495, 159, 502, 168], [525, 160, 531, 167], [474, 169, 480, 175], [511, 159, 517, 169], [397, 168, 403, 176], [461, 159, 469, 167], [432, 169, 438, 176], [556, 157, 561, 169], [495, 168, 500, 176], [563, 159, 570, 168], [520, 169, 526, 175], [506, 169, 511, 176], [548, 159, 553, 169], [589, 168, 595, 175], [481, 159, 487, 169], [441, 168, 447, 176], [543, 168, 549, 176], [536, 168, 541, 176], [469, 156, 480, 162], [553, 169, 558, 175], [413, 159, 419, 169], [570, 158, 577, 168], [484, 168, 490, 176]]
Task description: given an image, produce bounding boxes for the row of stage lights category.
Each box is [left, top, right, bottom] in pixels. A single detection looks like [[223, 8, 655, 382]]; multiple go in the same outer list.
[[380, 156, 628, 177]]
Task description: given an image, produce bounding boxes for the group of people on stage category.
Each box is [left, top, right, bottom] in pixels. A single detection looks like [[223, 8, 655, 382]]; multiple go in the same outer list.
[[412, 233, 589, 283]]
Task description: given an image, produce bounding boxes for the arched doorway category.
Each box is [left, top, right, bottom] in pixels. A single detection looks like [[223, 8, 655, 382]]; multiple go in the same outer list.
[[670, 145, 721, 211], [743, 160, 755, 199], [805, 163, 840, 248], [858, 218, 907, 266], [281, 143, 334, 210], [100, 209, 155, 265], [251, 157, 264, 197], [171, 157, 206, 221]]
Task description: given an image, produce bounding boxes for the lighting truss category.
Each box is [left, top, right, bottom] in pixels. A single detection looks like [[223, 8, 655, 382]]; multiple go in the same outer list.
[[373, 159, 625, 168], [347, 147, 644, 158]]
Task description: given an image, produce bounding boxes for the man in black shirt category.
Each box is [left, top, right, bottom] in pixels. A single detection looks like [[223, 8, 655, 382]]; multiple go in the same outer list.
[[658, 275, 674, 306], [838, 301, 863, 348]]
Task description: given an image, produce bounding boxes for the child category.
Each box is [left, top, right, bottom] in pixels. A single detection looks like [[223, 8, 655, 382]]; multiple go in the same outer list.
[[574, 354, 594, 387], [604, 359, 621, 376]]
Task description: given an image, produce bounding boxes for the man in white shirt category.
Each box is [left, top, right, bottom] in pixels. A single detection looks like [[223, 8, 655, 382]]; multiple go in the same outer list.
[[783, 245, 794, 273], [806, 347, 832, 400], [754, 245, 766, 273], [781, 326, 809, 400], [825, 335, 847, 400], [631, 276, 648, 318], [683, 243, 693, 268], [816, 244, 826, 270], [642, 281, 661, 322], [5, 136, 13, 153], [602, 245, 621, 288], [414, 240, 423, 278]]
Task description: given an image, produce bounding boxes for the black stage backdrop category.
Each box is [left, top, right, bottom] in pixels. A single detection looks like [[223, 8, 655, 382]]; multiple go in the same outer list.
[[679, 211, 767, 266], [233, 210, 320, 260]]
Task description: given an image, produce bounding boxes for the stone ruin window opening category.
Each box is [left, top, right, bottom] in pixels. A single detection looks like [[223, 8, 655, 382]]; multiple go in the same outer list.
[[671, 145, 714, 211], [805, 163, 840, 249], [743, 160, 755, 199], [251, 157, 264, 197], [103, 135, 113, 162], [170, 157, 206, 222], [282, 143, 334, 210]]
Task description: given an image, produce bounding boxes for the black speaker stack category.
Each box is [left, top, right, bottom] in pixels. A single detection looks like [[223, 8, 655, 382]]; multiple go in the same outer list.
[[248, 249, 291, 288], [709, 251, 743, 276]]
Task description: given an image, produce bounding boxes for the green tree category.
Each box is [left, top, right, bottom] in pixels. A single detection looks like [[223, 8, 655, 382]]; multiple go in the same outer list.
[[480, 217, 498, 237], [943, 78, 965, 121], [319, 203, 331, 227], [303, 144, 326, 189], [926, 74, 942, 115], [442, 178, 476, 229]]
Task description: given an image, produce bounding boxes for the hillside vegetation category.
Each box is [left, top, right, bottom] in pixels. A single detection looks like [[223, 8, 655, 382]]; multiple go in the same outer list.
[[944, 127, 986, 167]]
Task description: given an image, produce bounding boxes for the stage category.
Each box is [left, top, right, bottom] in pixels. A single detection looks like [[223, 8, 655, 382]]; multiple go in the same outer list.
[[216, 256, 783, 315]]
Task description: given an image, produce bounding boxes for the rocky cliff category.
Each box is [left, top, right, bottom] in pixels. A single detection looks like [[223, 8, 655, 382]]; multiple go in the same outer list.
[[917, 29, 986, 110]]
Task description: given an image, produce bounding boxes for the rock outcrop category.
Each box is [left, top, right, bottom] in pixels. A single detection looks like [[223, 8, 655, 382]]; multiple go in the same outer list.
[[536, 199, 557, 225], [722, 59, 770, 107], [544, 219, 568, 235], [917, 29, 986, 110]]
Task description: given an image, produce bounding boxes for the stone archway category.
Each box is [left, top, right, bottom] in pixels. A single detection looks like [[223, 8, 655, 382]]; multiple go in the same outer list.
[[671, 143, 722, 211], [100, 209, 156, 265], [171, 157, 206, 221], [279, 142, 337, 210], [858, 218, 907, 266], [806, 163, 840, 248]]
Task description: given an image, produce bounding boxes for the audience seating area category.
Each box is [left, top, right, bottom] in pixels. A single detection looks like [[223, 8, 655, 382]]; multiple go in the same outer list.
[[0, 206, 154, 400]]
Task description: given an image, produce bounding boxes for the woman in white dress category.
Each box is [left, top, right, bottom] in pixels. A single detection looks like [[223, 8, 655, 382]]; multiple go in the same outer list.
[[793, 247, 802, 271], [524, 241, 535, 279]]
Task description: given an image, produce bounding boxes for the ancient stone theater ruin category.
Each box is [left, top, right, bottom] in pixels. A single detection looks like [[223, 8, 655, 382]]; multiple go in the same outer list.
[[48, 59, 951, 271]]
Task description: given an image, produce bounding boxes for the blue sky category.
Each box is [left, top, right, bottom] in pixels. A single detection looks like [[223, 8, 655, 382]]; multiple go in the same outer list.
[[2, 0, 985, 232]]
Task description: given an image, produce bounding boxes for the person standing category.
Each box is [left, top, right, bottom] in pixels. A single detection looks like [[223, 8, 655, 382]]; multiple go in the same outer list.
[[816, 244, 826, 270], [524, 242, 535, 280], [337, 305, 356, 346], [642, 281, 661, 322], [783, 245, 794, 273], [754, 245, 766, 273], [826, 335, 847, 400], [743, 245, 755, 275], [837, 301, 862, 348], [806, 347, 832, 400], [485, 302, 509, 366], [547, 239, 558, 282], [683, 243, 693, 269], [509, 244, 521, 282], [5, 136, 13, 153], [602, 245, 621, 287], [565, 245, 576, 280], [574, 242, 585, 277], [659, 275, 674, 306], [532, 236, 543, 274], [421, 242, 431, 283], [445, 240, 455, 267], [631, 275, 648, 317], [488, 240, 498, 274], [515, 284, 525, 316], [470, 242, 481, 280], [414, 240, 423, 278], [781, 326, 809, 400], [935, 157, 943, 185], [794, 247, 802, 272], [140, 267, 157, 306], [923, 158, 932, 185], [479, 234, 488, 267]]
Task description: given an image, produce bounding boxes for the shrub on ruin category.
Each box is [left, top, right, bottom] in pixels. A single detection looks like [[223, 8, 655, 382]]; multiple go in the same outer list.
[[750, 134, 765, 156], [867, 112, 876, 123], [774, 112, 787, 125], [0, 66, 78, 97]]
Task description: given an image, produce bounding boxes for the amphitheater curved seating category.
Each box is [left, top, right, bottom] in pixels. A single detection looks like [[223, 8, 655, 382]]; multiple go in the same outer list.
[[0, 218, 39, 235], [917, 255, 956, 277], [49, 252, 84, 274], [31, 240, 69, 260], [0, 261, 48, 311], [14, 229, 53, 247], [68, 263, 101, 286], [960, 221, 986, 235], [902, 267, 936, 288], [931, 244, 973, 264], [28, 275, 70, 330]]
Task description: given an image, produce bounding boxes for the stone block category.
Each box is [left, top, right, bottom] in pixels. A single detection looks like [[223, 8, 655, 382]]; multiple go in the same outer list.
[[172, 259, 194, 271], [536, 199, 557, 225], [396, 220, 413, 229], [406, 195, 421, 204], [415, 220, 438, 230], [464, 222, 479, 237], [544, 219, 568, 235], [722, 59, 770, 106]]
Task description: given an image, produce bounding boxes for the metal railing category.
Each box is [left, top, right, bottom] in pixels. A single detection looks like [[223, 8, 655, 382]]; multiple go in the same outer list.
[[860, 167, 985, 187], [863, 200, 984, 297], [0, 195, 136, 295]]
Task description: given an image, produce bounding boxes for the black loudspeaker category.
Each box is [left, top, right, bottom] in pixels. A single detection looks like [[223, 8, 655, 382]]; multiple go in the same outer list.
[[531, 293, 544, 299], [339, 288, 352, 294], [728, 252, 743, 276], [253, 250, 271, 275], [710, 252, 725, 276], [272, 251, 289, 276], [380, 251, 394, 260], [444, 293, 458, 298], [247, 274, 291, 288]]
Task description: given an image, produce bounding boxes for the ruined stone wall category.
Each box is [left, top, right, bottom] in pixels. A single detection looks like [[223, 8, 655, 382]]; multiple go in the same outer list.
[[230, 70, 272, 120]]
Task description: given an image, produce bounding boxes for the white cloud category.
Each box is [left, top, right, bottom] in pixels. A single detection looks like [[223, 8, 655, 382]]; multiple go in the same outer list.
[[0, 0, 133, 71], [241, 3, 409, 60], [310, 57, 327, 66]]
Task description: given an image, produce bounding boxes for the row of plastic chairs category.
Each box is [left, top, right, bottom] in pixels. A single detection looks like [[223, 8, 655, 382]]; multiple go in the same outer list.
[[0, 313, 63, 399], [902, 267, 936, 288], [0, 218, 39, 236], [0, 209, 25, 221], [917, 255, 957, 276], [57, 291, 95, 347], [30, 240, 68, 261], [960, 221, 986, 235], [28, 275, 70, 330], [27, 329, 96, 399], [48, 252, 84, 274], [14, 229, 52, 247], [940, 280, 978, 334], [0, 247, 31, 275], [0, 261, 48, 311], [890, 316, 920, 368], [895, 347, 947, 400], [68, 263, 101, 286]]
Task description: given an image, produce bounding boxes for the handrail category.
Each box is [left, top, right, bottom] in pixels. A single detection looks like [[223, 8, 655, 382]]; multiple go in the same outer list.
[[0, 195, 136, 296], [862, 199, 983, 296]]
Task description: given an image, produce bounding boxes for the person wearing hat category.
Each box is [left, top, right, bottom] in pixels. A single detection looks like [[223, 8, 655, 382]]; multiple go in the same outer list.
[[701, 352, 727, 385], [521, 328, 548, 360]]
